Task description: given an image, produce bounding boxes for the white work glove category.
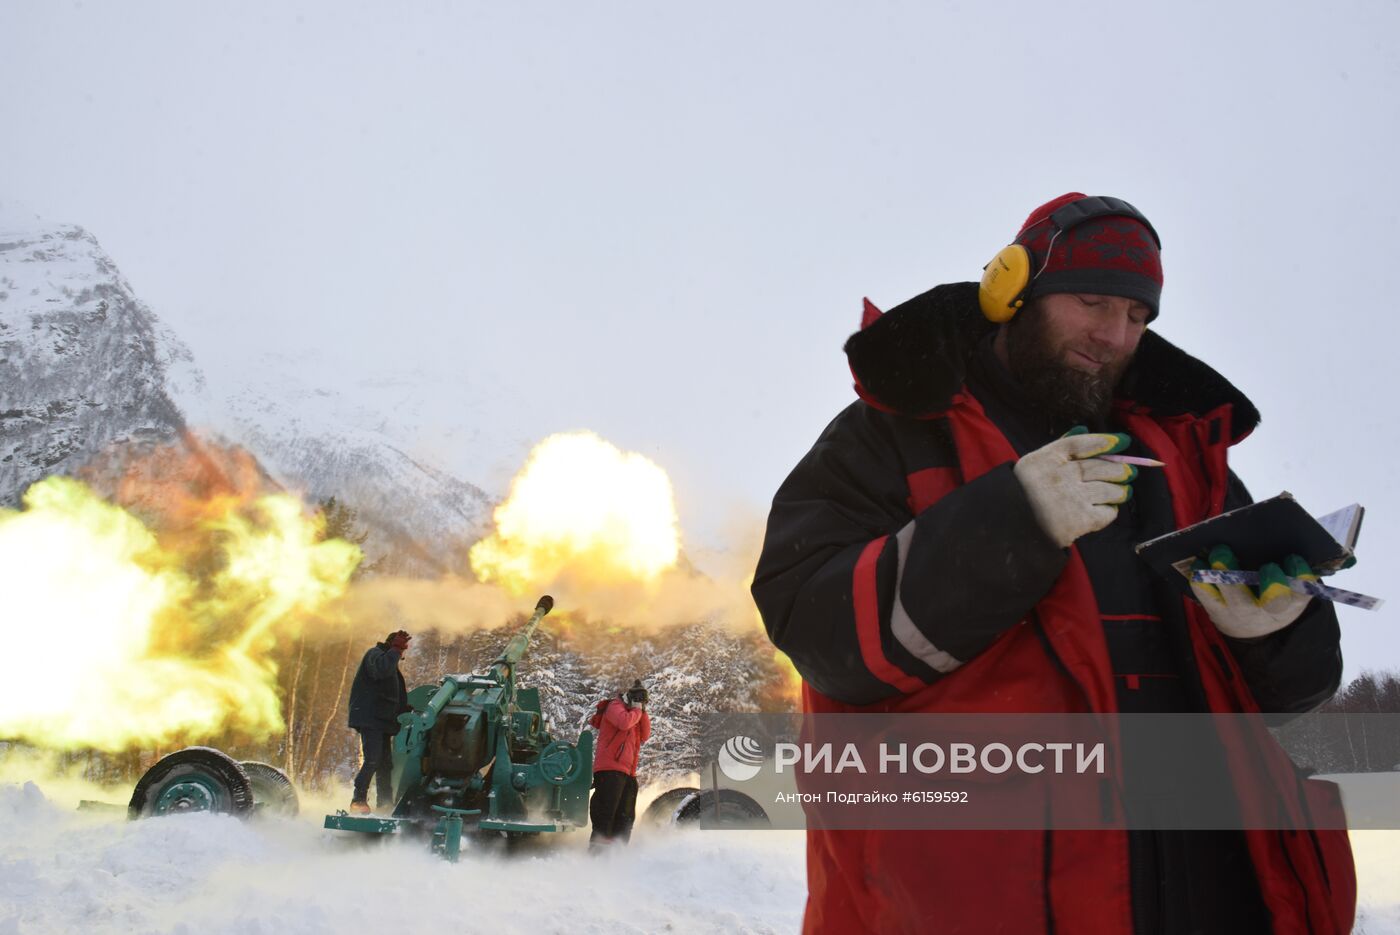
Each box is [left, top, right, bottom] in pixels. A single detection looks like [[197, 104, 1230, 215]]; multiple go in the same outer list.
[[1012, 429, 1136, 548], [1190, 546, 1316, 640]]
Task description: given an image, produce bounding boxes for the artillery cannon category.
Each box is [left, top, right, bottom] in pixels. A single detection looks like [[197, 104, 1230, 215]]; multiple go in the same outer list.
[[324, 595, 594, 859]]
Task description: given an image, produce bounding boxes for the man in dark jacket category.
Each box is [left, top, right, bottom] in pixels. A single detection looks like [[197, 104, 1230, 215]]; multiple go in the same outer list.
[[347, 629, 411, 814], [752, 194, 1353, 934]]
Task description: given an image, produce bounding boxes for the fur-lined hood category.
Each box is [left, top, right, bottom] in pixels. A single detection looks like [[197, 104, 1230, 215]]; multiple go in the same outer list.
[[842, 281, 1260, 443]]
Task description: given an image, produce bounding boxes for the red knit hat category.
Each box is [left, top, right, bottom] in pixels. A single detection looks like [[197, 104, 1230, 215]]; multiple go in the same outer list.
[[1015, 192, 1163, 320]]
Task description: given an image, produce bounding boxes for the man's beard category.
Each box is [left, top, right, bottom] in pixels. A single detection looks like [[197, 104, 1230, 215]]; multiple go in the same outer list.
[[1005, 306, 1131, 432]]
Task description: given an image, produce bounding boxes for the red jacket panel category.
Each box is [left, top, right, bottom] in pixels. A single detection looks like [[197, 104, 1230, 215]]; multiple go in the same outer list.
[[592, 698, 650, 776]]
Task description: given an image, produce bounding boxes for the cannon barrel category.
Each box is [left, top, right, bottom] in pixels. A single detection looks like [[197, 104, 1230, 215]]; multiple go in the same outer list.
[[496, 594, 553, 667], [418, 594, 553, 726]]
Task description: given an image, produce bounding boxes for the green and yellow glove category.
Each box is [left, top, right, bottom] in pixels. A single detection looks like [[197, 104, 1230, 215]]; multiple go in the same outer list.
[[1013, 426, 1137, 548], [1189, 545, 1317, 639]]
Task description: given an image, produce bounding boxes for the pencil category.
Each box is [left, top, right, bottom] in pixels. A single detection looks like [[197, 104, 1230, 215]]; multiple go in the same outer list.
[[1099, 454, 1166, 468]]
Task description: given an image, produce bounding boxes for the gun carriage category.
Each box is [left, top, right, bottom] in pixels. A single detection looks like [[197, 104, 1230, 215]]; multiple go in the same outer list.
[[323, 595, 593, 858]]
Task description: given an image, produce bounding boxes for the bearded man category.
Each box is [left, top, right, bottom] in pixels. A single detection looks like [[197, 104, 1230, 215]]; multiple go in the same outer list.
[[751, 194, 1354, 934]]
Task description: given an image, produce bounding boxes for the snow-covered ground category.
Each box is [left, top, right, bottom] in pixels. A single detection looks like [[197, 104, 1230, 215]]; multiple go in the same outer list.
[[0, 781, 805, 934], [1353, 830, 1400, 934], [1, 780, 1397, 934]]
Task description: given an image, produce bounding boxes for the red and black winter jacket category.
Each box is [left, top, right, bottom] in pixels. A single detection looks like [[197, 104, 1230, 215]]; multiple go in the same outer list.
[[751, 283, 1354, 935], [591, 698, 650, 777]]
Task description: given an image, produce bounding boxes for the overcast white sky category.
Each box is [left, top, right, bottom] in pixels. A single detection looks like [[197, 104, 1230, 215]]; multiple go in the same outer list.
[[3, 1, 1398, 680]]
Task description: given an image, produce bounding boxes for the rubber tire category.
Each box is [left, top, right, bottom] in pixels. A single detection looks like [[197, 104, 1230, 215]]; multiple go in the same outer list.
[[128, 747, 255, 820], [673, 789, 770, 829], [239, 761, 300, 817], [642, 787, 700, 826]]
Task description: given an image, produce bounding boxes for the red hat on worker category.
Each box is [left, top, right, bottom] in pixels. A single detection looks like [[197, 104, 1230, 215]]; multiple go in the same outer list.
[[1015, 192, 1164, 321]]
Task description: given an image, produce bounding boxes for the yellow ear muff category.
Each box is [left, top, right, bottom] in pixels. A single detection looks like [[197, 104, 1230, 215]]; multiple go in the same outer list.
[[978, 244, 1033, 323]]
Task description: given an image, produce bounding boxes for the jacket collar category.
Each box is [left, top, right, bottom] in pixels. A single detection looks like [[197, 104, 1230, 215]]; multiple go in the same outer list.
[[843, 281, 1260, 442]]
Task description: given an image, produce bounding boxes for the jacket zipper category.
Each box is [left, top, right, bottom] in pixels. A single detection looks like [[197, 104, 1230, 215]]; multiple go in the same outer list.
[[609, 702, 638, 772], [1029, 617, 1094, 935], [1031, 615, 1140, 935]]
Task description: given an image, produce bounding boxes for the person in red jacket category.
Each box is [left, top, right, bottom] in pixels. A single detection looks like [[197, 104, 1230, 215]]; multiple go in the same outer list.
[[752, 194, 1353, 934], [588, 680, 651, 848]]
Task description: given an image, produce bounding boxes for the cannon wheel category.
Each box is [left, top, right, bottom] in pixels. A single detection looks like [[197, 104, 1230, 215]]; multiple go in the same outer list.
[[239, 761, 299, 817], [128, 747, 254, 820], [673, 789, 770, 828], [642, 787, 700, 826], [537, 740, 582, 786]]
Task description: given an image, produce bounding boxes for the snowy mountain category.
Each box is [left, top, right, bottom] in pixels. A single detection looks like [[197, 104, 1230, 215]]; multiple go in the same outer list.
[[205, 357, 495, 571], [0, 206, 492, 563], [0, 208, 193, 503]]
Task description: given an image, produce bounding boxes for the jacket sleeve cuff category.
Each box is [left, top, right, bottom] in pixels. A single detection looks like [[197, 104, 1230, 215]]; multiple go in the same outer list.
[[1224, 597, 1343, 717], [898, 463, 1067, 662]]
